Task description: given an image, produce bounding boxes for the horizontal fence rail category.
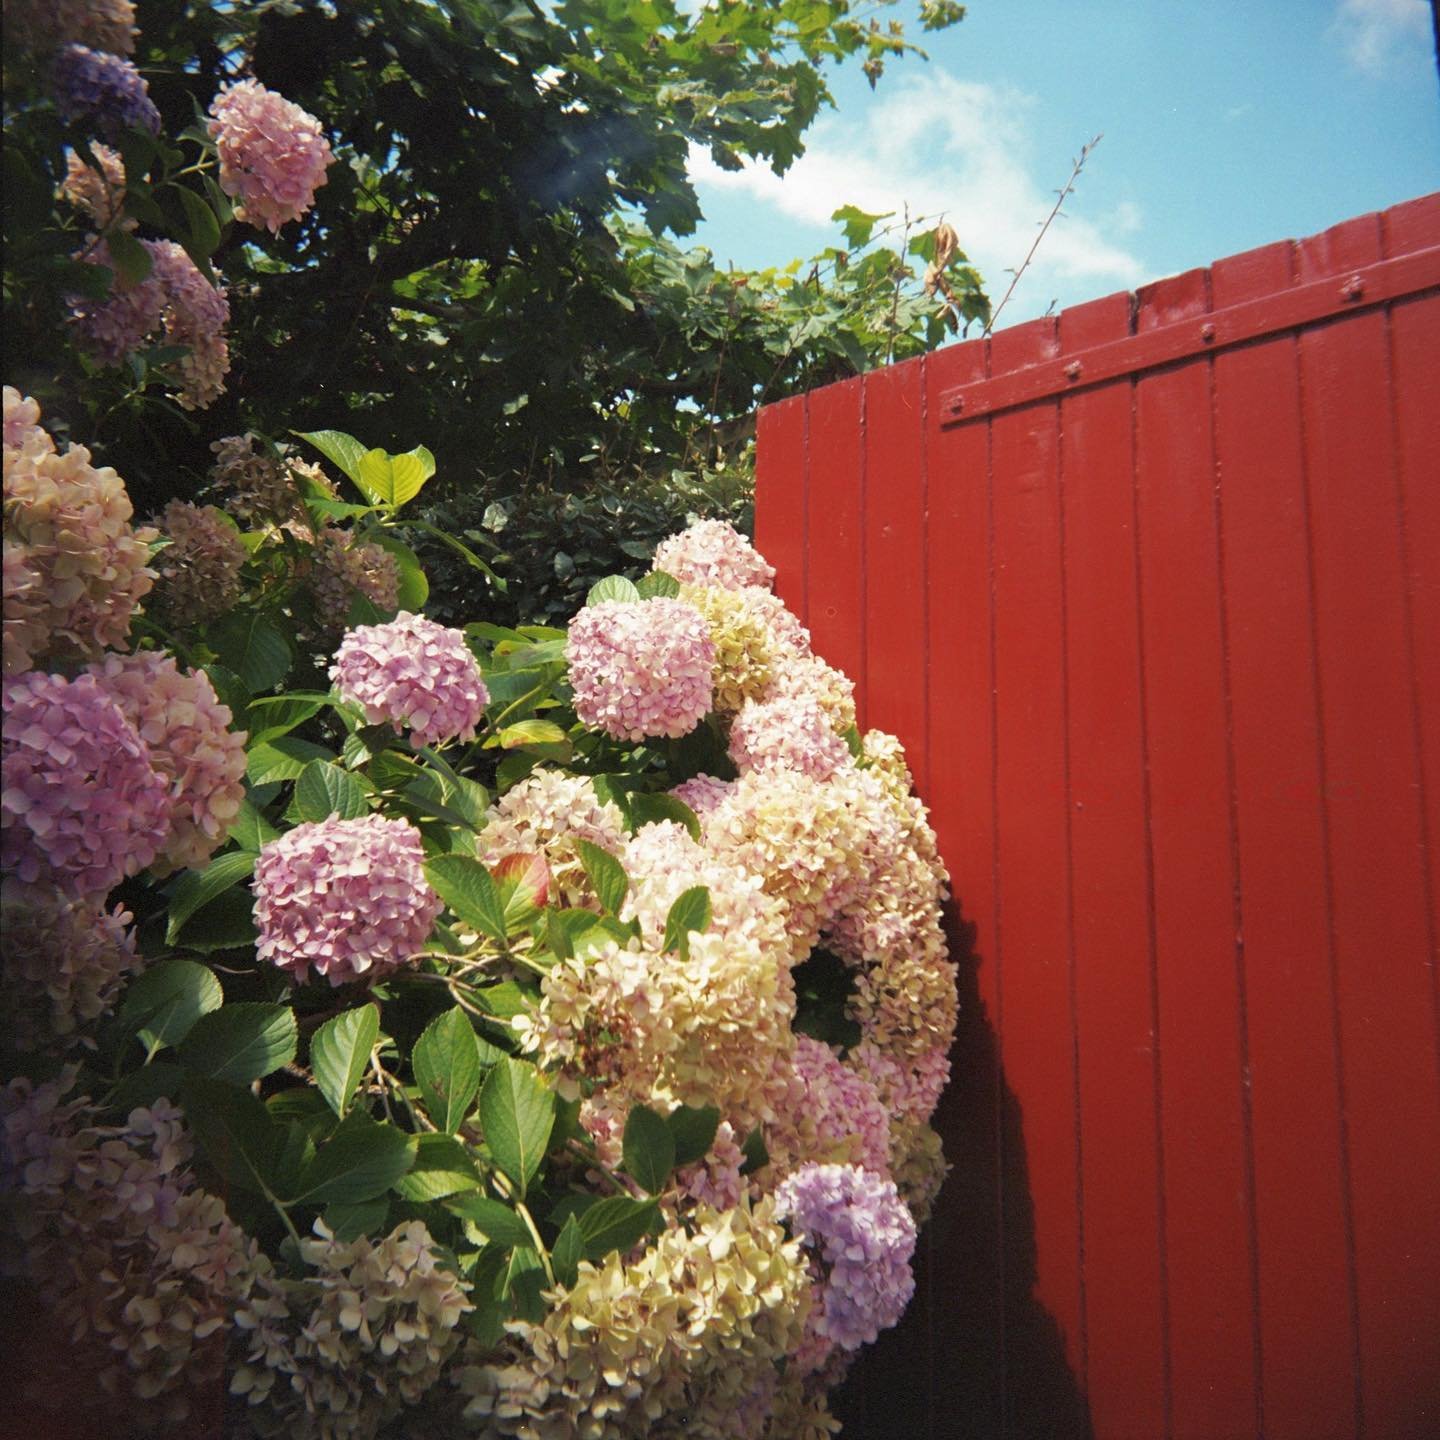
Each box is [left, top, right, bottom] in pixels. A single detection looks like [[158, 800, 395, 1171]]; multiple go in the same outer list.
[[756, 193, 1440, 1440]]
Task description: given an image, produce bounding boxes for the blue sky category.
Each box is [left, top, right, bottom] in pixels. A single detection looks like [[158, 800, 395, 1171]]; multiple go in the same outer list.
[[688, 0, 1439, 328]]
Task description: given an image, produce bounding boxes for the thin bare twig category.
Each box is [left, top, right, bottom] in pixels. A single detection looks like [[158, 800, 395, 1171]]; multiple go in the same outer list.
[[984, 133, 1103, 337]]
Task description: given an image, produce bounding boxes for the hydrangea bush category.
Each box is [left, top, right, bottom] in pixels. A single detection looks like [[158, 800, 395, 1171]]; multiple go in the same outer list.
[[2, 391, 957, 1435]]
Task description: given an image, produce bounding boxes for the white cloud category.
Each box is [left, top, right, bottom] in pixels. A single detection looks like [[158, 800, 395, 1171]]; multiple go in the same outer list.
[[688, 70, 1146, 319], [1329, 0, 1430, 75]]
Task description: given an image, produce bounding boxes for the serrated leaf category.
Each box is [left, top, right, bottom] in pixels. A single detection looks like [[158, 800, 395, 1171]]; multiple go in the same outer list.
[[176, 183, 221, 255], [446, 1193, 532, 1249], [662, 885, 712, 957], [310, 1003, 379, 1118], [636, 571, 681, 599], [286, 1109, 417, 1206], [323, 1196, 388, 1242], [246, 737, 336, 785], [181, 1073, 279, 1196], [577, 1194, 660, 1262], [120, 959, 223, 1051], [627, 792, 701, 841], [497, 719, 569, 749], [179, 1003, 297, 1084], [666, 1104, 721, 1168], [479, 1057, 555, 1199], [295, 760, 370, 822], [496, 873, 543, 936], [492, 851, 550, 910], [166, 851, 255, 943], [392, 1132, 482, 1201], [425, 854, 507, 941], [226, 794, 280, 851], [474, 980, 536, 1020], [465, 1245, 511, 1346], [585, 574, 641, 606], [551, 1214, 584, 1289], [295, 429, 369, 487], [104, 1063, 184, 1115], [831, 202, 893, 249], [413, 1007, 482, 1133], [172, 887, 259, 953], [209, 613, 292, 693], [577, 839, 627, 915], [622, 1105, 675, 1195], [503, 1245, 547, 1320], [243, 695, 326, 746]]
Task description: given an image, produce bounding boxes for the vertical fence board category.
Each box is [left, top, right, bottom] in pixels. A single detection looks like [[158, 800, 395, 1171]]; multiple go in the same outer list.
[[1388, 290, 1440, 1096], [756, 194, 1440, 1440], [1296, 215, 1440, 1435], [987, 317, 1086, 1394], [805, 376, 867, 721], [863, 358, 929, 769], [754, 393, 809, 623], [1210, 245, 1355, 1440], [1058, 291, 1170, 1440], [920, 336, 1006, 1436]]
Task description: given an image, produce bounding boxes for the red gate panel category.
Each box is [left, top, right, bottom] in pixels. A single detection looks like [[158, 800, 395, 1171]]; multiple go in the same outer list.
[[756, 193, 1440, 1440]]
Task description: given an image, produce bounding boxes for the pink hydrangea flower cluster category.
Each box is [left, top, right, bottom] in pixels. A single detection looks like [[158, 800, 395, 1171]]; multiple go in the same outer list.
[[669, 771, 734, 817], [3, 388, 156, 673], [87, 651, 246, 876], [60, 143, 131, 230], [148, 499, 246, 624], [727, 692, 853, 781], [303, 524, 400, 637], [566, 597, 714, 741], [774, 1162, 917, 1354], [207, 79, 334, 233], [850, 1039, 952, 1125], [785, 1035, 892, 1176], [0, 884, 140, 1052], [330, 612, 488, 748], [253, 815, 441, 986], [1, 670, 170, 897], [652, 518, 776, 590], [68, 239, 230, 409]]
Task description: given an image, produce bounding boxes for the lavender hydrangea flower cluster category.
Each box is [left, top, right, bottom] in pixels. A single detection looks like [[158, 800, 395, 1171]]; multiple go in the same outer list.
[[775, 1162, 918, 1356], [252, 815, 441, 985], [330, 611, 489, 748], [566, 596, 715, 740], [1, 670, 170, 897], [207, 79, 334, 233], [51, 44, 160, 138]]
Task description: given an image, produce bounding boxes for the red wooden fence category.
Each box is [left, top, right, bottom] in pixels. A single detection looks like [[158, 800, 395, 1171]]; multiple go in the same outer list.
[[756, 194, 1440, 1440]]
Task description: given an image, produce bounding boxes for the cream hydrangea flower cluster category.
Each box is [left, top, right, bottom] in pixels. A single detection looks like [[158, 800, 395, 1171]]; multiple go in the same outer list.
[[60, 142, 131, 230], [460, 1199, 809, 1439], [3, 388, 156, 673], [231, 1219, 472, 1438]]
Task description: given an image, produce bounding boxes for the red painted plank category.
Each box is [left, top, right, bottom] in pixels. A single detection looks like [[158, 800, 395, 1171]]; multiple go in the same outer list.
[[1381, 192, 1440, 255], [804, 376, 866, 719], [1297, 226, 1440, 1440], [754, 393, 809, 623], [921, 334, 1005, 1434], [862, 357, 928, 782], [1386, 282, 1440, 1431], [1058, 291, 1171, 1440], [1388, 289, 1440, 1091], [987, 316, 1084, 1392], [1211, 239, 1358, 1440]]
